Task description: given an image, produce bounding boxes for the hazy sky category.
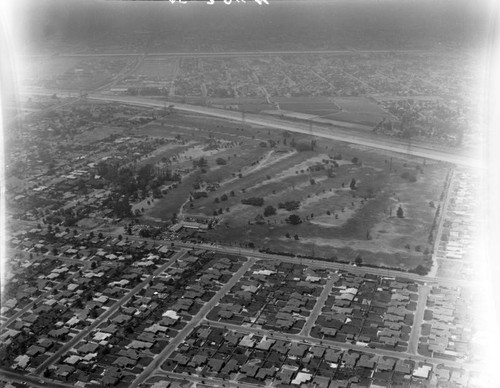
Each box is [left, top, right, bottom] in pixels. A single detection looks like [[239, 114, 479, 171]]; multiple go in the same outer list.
[[6, 0, 493, 52]]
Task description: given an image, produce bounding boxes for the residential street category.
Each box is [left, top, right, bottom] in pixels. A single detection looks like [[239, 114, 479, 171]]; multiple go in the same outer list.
[[130, 257, 257, 388], [34, 249, 187, 374]]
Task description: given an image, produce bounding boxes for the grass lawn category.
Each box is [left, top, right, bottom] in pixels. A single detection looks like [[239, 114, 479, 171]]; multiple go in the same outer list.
[[139, 113, 449, 272]]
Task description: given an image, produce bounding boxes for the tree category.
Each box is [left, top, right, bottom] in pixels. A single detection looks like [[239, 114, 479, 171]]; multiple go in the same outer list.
[[216, 157, 227, 165], [397, 206, 404, 218], [349, 178, 357, 190], [221, 194, 228, 202], [355, 255, 363, 266], [113, 196, 132, 218], [411, 265, 429, 276], [294, 234, 299, 240], [263, 205, 277, 217], [139, 228, 151, 238], [287, 214, 302, 225]]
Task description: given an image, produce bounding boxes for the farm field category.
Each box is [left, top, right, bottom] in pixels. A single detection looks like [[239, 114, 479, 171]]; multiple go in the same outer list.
[[320, 97, 391, 126], [134, 112, 448, 273], [21, 56, 134, 90]]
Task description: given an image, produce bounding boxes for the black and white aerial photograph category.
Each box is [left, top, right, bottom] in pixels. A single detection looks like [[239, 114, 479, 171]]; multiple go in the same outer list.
[[0, 0, 499, 387]]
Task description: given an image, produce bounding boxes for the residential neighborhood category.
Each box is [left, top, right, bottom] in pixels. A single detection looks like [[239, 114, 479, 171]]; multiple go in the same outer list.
[[1, 0, 491, 387]]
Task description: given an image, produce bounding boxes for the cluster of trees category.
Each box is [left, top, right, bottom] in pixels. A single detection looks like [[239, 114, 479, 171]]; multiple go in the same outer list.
[[215, 157, 227, 165], [286, 214, 302, 225], [263, 205, 277, 217], [241, 197, 264, 206], [401, 171, 417, 182], [193, 157, 208, 169], [98, 161, 180, 200], [278, 200, 300, 211], [291, 139, 317, 152]]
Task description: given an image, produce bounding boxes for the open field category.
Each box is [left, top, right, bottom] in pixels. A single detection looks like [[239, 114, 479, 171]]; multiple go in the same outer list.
[[21, 56, 134, 90], [134, 112, 450, 273], [321, 97, 390, 126]]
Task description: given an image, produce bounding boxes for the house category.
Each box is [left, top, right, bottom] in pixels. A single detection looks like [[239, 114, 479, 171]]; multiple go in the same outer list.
[[26, 345, 45, 357], [221, 358, 238, 374], [413, 364, 432, 379], [114, 356, 137, 368], [239, 334, 256, 348], [292, 371, 312, 385], [289, 343, 309, 358], [55, 365, 75, 379], [188, 355, 208, 367], [256, 337, 275, 351], [128, 340, 153, 350], [256, 367, 276, 380], [207, 358, 225, 373], [241, 363, 260, 378], [117, 348, 139, 360], [77, 342, 100, 354], [277, 368, 296, 384], [13, 355, 30, 370], [64, 355, 82, 366]]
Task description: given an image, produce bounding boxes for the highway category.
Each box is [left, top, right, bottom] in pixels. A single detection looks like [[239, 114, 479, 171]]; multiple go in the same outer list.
[[22, 49, 428, 59], [19, 89, 480, 168], [84, 94, 480, 168]]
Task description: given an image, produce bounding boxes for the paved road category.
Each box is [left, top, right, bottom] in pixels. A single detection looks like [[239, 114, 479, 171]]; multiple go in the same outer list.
[[1, 254, 89, 328], [299, 273, 338, 337], [84, 94, 480, 168], [204, 320, 475, 372], [19, 89, 479, 168], [0, 368, 74, 388], [145, 370, 262, 388], [94, 229, 475, 288], [35, 249, 187, 374], [22, 49, 428, 59], [408, 284, 431, 355], [172, 241, 477, 288], [130, 256, 257, 388], [429, 169, 456, 277]]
